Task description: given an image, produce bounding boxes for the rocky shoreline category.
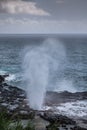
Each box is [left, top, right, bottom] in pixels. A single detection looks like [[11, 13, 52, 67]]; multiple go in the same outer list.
[[0, 74, 87, 130]]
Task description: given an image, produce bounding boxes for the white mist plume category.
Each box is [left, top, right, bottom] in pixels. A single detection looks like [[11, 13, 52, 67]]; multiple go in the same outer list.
[[23, 38, 66, 110]]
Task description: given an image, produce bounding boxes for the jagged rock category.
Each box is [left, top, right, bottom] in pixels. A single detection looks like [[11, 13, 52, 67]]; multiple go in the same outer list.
[[3, 74, 9, 78], [40, 112, 76, 125], [72, 126, 87, 130], [0, 75, 5, 83], [45, 91, 87, 105], [0, 81, 35, 119], [40, 112, 87, 130], [0, 74, 87, 129], [0, 74, 9, 83]]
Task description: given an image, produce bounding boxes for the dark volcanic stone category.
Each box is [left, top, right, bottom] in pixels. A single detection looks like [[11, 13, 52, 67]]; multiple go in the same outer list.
[[45, 91, 87, 105], [40, 112, 76, 125], [0, 74, 9, 84], [0, 75, 5, 83], [72, 126, 87, 130], [0, 78, 34, 119], [0, 73, 87, 129]]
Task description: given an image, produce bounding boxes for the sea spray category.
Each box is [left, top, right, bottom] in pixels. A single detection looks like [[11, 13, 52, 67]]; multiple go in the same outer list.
[[23, 51, 49, 110], [23, 38, 66, 110]]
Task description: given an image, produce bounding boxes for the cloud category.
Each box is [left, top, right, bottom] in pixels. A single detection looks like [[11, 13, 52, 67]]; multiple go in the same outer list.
[[0, 17, 87, 34], [0, 1, 49, 16]]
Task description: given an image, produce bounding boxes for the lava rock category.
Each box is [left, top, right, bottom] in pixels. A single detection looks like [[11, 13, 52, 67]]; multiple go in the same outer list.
[[72, 126, 87, 130], [0, 75, 5, 83], [45, 91, 87, 105], [40, 112, 76, 125], [0, 74, 10, 84], [0, 76, 34, 119]]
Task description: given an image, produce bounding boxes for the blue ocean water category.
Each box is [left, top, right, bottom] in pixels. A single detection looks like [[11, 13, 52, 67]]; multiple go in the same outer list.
[[0, 35, 87, 92]]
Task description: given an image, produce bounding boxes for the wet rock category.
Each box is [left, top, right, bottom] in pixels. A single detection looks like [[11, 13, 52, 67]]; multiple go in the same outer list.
[[45, 91, 87, 105], [40, 112, 76, 125], [0, 75, 5, 83], [40, 112, 87, 130], [0, 74, 9, 84], [72, 126, 87, 130], [0, 74, 87, 129], [3, 74, 9, 78], [0, 79, 35, 119]]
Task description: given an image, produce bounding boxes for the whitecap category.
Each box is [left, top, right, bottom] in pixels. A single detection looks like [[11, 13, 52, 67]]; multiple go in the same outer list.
[[44, 100, 87, 118], [56, 100, 87, 117], [5, 74, 16, 81]]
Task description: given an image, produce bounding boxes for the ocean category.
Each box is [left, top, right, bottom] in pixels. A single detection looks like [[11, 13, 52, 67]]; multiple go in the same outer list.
[[0, 34, 87, 117], [0, 35, 87, 92]]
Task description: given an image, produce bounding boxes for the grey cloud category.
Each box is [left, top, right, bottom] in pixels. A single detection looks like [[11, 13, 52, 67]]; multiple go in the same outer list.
[[0, 0, 87, 34], [0, 17, 87, 34], [0, 0, 87, 20], [0, 0, 49, 16], [33, 0, 87, 20]]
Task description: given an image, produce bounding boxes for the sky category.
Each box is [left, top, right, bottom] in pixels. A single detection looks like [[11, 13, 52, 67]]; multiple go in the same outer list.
[[0, 0, 87, 34]]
